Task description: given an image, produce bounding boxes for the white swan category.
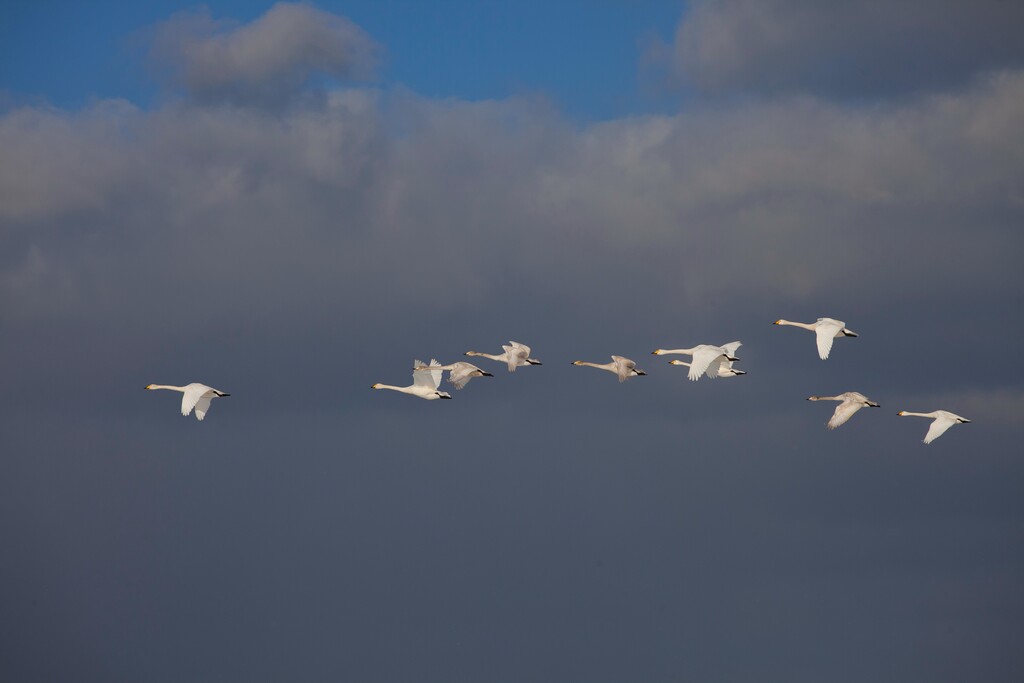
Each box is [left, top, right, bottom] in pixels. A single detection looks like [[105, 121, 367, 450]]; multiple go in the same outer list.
[[415, 360, 493, 390], [145, 383, 230, 421], [465, 340, 542, 372], [572, 356, 646, 382], [372, 360, 452, 400], [773, 318, 857, 360], [806, 392, 880, 429], [897, 410, 971, 444], [669, 359, 746, 377], [651, 342, 741, 381]]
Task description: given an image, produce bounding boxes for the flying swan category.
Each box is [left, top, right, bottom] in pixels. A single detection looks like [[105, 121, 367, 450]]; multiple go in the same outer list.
[[415, 360, 493, 390], [806, 392, 880, 429], [651, 342, 741, 381], [145, 383, 230, 421], [372, 360, 452, 400], [773, 318, 857, 360], [669, 359, 746, 377], [464, 341, 542, 372], [572, 356, 647, 382], [897, 410, 971, 444]]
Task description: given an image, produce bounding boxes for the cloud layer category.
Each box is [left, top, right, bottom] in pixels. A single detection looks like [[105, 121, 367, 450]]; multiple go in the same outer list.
[[671, 0, 1024, 97]]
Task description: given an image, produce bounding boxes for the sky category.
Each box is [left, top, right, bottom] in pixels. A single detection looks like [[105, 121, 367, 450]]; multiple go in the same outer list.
[[2, 2, 1024, 681]]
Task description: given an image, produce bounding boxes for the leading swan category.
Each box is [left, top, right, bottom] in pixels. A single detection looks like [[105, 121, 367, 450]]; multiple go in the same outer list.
[[145, 383, 230, 421], [897, 410, 971, 444]]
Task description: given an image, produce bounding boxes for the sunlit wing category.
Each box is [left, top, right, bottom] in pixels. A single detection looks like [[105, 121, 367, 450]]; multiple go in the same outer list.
[[827, 401, 862, 429], [180, 386, 205, 417], [687, 348, 718, 381], [923, 417, 955, 444], [193, 396, 212, 421], [815, 323, 841, 359]]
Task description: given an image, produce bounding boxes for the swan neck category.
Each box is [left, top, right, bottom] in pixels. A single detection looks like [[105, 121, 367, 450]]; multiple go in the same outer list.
[[777, 320, 814, 330], [147, 384, 186, 392]]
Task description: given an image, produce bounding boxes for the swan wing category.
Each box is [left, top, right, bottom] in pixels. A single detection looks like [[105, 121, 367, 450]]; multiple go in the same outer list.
[[611, 355, 635, 382], [447, 363, 477, 390], [180, 385, 207, 418], [413, 359, 443, 389], [815, 322, 841, 360], [720, 341, 742, 357], [923, 416, 956, 444], [501, 344, 522, 372], [193, 396, 213, 421], [687, 347, 719, 381], [827, 400, 863, 430]]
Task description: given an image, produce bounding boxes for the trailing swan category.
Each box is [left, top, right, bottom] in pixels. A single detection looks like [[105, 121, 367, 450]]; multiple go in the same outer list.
[[651, 342, 741, 381], [773, 318, 857, 360], [572, 356, 646, 382], [145, 383, 230, 421], [465, 340, 542, 372], [807, 392, 880, 429], [372, 360, 452, 400], [897, 410, 971, 444]]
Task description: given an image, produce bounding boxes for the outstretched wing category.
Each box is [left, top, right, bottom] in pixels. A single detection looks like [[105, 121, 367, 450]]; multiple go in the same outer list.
[[193, 396, 213, 421], [503, 342, 529, 373], [687, 347, 720, 382], [827, 401, 863, 429], [447, 362, 476, 390], [923, 417, 955, 444], [413, 359, 443, 389], [720, 341, 742, 358], [815, 322, 842, 359], [610, 355, 635, 382], [180, 385, 206, 418]]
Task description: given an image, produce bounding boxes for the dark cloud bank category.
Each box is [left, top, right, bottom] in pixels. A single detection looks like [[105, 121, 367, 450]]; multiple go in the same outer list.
[[2, 3, 1023, 682]]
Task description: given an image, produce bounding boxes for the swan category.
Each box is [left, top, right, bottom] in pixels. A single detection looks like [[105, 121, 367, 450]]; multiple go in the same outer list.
[[415, 360, 493, 390], [572, 356, 646, 382], [372, 360, 452, 400], [669, 359, 746, 377], [145, 383, 230, 421], [806, 392, 880, 429], [651, 342, 741, 381], [465, 340, 542, 372], [773, 318, 857, 360], [897, 410, 971, 444]]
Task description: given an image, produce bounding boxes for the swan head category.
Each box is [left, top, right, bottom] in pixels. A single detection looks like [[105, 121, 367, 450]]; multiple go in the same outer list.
[[572, 361, 584, 365], [145, 384, 155, 390], [773, 320, 783, 325], [897, 410, 907, 416], [371, 383, 383, 389], [652, 349, 664, 355]]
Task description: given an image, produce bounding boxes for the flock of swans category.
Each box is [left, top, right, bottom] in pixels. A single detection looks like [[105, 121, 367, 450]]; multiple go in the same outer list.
[[145, 318, 971, 444]]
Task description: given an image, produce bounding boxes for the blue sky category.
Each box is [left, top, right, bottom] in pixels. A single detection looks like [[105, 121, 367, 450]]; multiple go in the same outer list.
[[1, 0, 684, 119]]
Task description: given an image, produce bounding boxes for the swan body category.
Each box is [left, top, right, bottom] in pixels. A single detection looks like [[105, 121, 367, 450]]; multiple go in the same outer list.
[[145, 383, 230, 421], [415, 361, 493, 390], [807, 392, 880, 429], [669, 359, 746, 377], [651, 342, 741, 381], [372, 360, 452, 400], [572, 356, 646, 382], [773, 318, 857, 360], [897, 410, 971, 444], [465, 340, 542, 372]]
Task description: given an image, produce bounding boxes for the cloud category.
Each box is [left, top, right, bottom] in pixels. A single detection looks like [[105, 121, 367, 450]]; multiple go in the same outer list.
[[670, 0, 1024, 98], [148, 2, 378, 106]]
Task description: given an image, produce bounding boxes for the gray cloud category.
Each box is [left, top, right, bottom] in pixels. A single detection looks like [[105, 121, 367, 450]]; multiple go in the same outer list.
[[670, 0, 1024, 98], [148, 2, 378, 106]]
